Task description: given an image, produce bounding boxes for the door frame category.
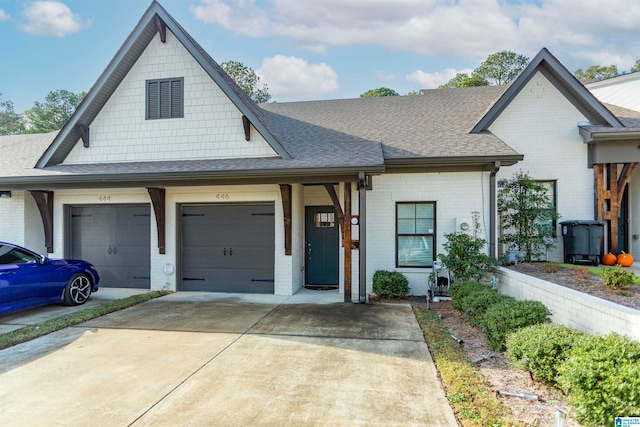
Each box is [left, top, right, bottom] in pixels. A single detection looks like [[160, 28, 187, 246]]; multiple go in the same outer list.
[[304, 205, 340, 287]]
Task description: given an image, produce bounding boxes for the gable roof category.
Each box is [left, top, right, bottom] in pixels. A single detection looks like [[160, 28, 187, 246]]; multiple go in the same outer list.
[[471, 48, 624, 133], [35, 0, 290, 168]]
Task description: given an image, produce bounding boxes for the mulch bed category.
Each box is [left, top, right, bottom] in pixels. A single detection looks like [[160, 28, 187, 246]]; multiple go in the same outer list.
[[506, 262, 640, 311]]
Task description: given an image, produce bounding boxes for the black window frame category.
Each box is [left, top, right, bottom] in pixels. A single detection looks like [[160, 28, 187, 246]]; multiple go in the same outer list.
[[536, 180, 557, 237], [146, 77, 184, 120], [396, 201, 436, 268]]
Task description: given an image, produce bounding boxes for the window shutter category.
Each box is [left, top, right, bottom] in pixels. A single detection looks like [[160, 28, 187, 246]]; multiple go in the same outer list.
[[147, 81, 159, 119], [170, 79, 183, 118], [159, 80, 170, 118]]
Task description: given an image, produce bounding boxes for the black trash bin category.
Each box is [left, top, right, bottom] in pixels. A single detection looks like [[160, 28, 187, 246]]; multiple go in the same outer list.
[[560, 220, 604, 265]]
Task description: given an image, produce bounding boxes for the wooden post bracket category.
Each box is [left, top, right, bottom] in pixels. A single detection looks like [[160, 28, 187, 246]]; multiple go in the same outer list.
[[147, 187, 166, 254], [30, 190, 54, 253], [155, 15, 167, 43]]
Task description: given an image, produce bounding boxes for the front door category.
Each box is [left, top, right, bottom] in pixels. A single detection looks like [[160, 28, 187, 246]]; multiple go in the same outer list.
[[305, 206, 339, 287], [618, 186, 629, 252]]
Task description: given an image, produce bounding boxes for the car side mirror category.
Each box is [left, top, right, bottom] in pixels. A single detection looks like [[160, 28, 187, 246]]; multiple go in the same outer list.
[[39, 256, 48, 265]]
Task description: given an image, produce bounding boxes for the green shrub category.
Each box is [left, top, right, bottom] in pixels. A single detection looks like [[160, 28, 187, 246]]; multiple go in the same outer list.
[[449, 281, 492, 311], [463, 289, 511, 327], [372, 270, 409, 298], [600, 265, 635, 290], [506, 323, 586, 383], [557, 333, 640, 426], [482, 299, 550, 351]]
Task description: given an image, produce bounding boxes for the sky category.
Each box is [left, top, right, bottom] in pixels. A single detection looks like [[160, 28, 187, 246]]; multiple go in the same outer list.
[[1, 0, 640, 113]]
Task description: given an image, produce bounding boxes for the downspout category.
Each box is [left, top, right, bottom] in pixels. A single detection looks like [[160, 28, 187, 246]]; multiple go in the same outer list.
[[489, 161, 501, 258]]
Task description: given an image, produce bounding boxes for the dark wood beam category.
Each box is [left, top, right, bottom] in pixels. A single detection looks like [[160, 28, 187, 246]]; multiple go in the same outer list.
[[343, 182, 352, 302], [242, 115, 251, 141], [76, 124, 89, 148], [155, 16, 167, 43], [30, 190, 54, 253], [147, 187, 166, 254], [617, 162, 637, 206], [358, 172, 367, 303], [280, 184, 292, 255], [323, 184, 345, 245]]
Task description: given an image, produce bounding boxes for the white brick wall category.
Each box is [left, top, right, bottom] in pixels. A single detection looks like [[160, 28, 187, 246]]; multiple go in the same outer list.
[[0, 191, 26, 245], [63, 28, 277, 164], [496, 268, 640, 340], [366, 171, 493, 296], [490, 71, 594, 262]]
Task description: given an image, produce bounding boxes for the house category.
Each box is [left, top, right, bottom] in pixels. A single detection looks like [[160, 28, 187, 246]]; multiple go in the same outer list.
[[587, 71, 640, 112], [2, 1, 640, 301]]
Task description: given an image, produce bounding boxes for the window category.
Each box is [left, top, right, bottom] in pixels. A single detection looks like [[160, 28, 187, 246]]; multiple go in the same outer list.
[[537, 180, 557, 237], [396, 202, 435, 268], [314, 212, 335, 228], [146, 78, 184, 119]]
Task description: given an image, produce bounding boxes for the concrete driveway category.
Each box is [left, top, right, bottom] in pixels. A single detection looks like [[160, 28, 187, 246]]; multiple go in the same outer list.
[[0, 292, 457, 426]]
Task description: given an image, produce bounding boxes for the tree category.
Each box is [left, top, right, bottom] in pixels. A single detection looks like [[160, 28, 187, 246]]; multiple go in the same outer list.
[[439, 72, 488, 89], [0, 93, 25, 135], [574, 64, 619, 82], [360, 87, 400, 97], [221, 61, 271, 104], [474, 51, 529, 86], [631, 59, 640, 73], [23, 90, 85, 133], [498, 171, 559, 262], [439, 51, 529, 88]]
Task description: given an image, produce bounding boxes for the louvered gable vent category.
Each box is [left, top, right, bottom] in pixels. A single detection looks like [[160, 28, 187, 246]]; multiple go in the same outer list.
[[146, 77, 183, 119]]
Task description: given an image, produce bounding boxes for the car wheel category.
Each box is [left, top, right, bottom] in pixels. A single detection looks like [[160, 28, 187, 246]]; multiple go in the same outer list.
[[63, 273, 92, 306]]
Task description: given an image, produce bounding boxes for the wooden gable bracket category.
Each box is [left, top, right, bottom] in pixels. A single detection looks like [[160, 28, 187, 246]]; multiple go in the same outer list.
[[279, 184, 292, 255], [147, 187, 166, 254], [155, 15, 167, 43], [76, 124, 90, 148], [242, 115, 251, 141], [594, 162, 637, 253], [30, 190, 54, 253]]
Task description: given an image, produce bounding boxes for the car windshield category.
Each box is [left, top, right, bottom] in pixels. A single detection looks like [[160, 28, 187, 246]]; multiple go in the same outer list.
[[0, 244, 38, 265]]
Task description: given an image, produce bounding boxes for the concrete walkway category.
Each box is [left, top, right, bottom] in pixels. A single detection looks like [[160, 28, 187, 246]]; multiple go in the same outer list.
[[0, 291, 457, 426]]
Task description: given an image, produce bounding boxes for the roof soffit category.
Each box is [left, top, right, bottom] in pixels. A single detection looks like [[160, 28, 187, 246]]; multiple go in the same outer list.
[[36, 1, 290, 168], [471, 48, 624, 134]]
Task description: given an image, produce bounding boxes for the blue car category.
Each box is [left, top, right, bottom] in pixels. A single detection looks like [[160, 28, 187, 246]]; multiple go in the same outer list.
[[0, 242, 99, 316]]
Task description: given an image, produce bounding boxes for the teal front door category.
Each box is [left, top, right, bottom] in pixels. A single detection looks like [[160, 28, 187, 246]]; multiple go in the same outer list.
[[305, 206, 339, 286]]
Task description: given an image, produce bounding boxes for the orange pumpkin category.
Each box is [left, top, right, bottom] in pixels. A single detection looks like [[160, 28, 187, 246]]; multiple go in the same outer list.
[[602, 252, 617, 266], [617, 251, 634, 267]]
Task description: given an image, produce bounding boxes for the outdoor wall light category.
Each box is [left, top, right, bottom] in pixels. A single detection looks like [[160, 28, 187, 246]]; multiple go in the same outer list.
[[0, 191, 11, 198]]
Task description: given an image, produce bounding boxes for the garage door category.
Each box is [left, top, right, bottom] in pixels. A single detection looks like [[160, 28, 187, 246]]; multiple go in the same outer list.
[[70, 205, 151, 289], [181, 204, 275, 293]]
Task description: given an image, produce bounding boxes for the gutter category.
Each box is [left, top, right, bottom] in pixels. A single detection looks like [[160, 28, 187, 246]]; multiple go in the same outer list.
[[579, 127, 640, 143], [490, 161, 501, 258]]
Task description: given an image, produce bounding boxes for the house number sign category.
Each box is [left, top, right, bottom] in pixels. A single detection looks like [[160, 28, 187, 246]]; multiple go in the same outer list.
[[98, 195, 111, 202], [216, 193, 230, 200]]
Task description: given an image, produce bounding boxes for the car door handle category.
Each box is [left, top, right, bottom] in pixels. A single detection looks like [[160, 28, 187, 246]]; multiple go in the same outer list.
[[0, 271, 14, 276]]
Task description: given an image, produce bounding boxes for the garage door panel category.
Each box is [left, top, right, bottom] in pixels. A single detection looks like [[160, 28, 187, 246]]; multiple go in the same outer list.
[[71, 205, 150, 289], [181, 204, 274, 293]]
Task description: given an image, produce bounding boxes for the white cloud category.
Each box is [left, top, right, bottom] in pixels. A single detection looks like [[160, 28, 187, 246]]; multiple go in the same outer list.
[[19, 1, 89, 37], [189, 0, 640, 69], [0, 9, 10, 22], [375, 71, 395, 81], [406, 68, 474, 89], [257, 55, 338, 101]]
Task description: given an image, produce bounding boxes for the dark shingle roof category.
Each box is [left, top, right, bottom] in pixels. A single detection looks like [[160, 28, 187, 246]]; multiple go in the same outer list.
[[261, 86, 518, 160]]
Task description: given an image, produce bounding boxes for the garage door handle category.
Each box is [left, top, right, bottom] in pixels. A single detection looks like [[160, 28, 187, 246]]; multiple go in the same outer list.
[[223, 248, 227, 256], [229, 248, 233, 256]]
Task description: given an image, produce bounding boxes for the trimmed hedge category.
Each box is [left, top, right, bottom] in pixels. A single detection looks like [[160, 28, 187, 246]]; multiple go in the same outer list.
[[482, 299, 550, 351], [450, 281, 493, 311], [506, 323, 586, 383], [372, 270, 409, 298], [463, 289, 511, 327], [557, 333, 640, 426]]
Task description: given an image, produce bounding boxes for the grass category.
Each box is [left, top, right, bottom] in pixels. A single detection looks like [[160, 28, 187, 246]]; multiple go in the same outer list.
[[0, 291, 170, 350], [413, 305, 517, 427]]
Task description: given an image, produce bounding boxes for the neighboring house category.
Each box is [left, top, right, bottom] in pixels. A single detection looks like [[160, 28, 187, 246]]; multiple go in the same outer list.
[[2, 1, 640, 300], [587, 72, 640, 112]]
